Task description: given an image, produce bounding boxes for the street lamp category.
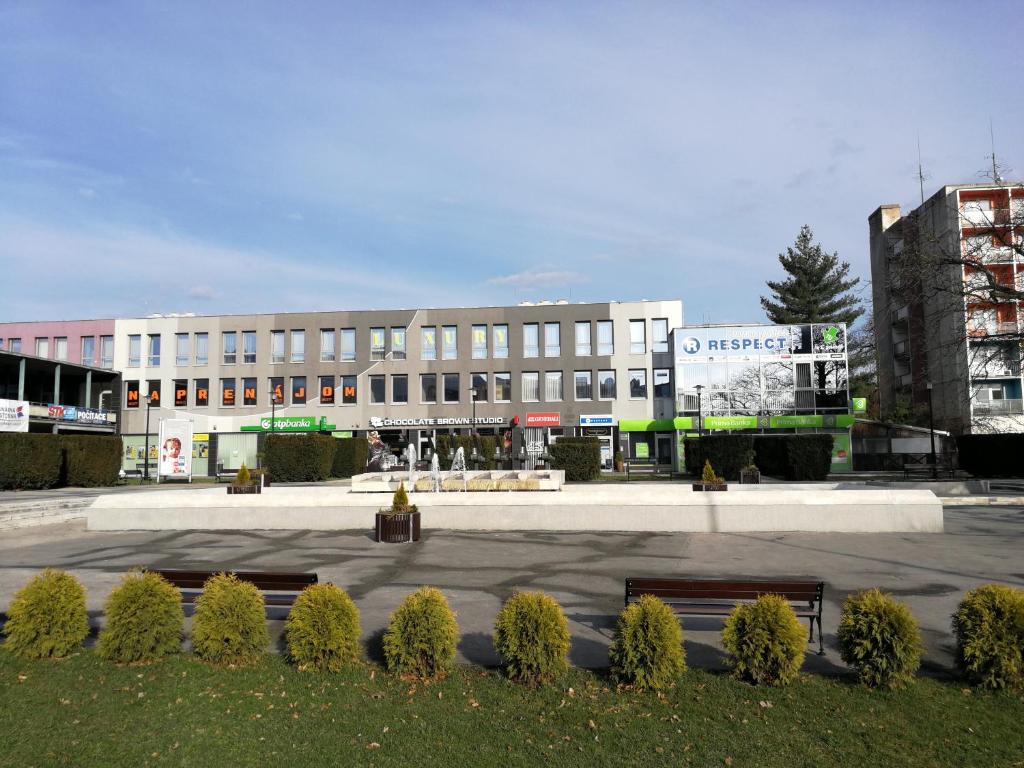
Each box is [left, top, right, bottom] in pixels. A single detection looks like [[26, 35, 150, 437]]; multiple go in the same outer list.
[[268, 382, 277, 435], [468, 384, 479, 464], [926, 381, 937, 479], [694, 385, 704, 468], [143, 393, 153, 482]]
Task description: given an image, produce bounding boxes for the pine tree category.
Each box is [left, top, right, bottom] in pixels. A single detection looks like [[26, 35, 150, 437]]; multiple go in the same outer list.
[[760, 225, 864, 326]]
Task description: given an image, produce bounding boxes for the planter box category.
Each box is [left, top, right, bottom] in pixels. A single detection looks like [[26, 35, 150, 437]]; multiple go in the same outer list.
[[740, 470, 760, 485], [692, 482, 728, 492], [375, 511, 421, 543], [227, 484, 262, 495]]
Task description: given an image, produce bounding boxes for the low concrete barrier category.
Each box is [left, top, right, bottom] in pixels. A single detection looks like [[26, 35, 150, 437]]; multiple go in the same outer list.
[[87, 485, 944, 533]]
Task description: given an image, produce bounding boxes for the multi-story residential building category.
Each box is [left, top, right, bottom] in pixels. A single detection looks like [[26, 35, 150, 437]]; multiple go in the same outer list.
[[869, 183, 1024, 434]]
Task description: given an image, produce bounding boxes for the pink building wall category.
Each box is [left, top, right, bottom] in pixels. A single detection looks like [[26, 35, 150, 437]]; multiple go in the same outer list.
[[0, 319, 115, 366]]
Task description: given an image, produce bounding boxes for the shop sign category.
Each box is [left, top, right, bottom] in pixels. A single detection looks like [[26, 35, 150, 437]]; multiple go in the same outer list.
[[241, 415, 336, 432], [851, 397, 867, 413], [580, 414, 615, 426], [48, 405, 65, 418], [0, 398, 29, 432], [74, 408, 109, 424], [367, 416, 506, 428], [526, 412, 560, 427], [703, 415, 758, 430]]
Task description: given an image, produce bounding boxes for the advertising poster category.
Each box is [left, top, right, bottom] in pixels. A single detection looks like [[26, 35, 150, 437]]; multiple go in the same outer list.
[[0, 398, 29, 432], [158, 419, 193, 479], [831, 431, 853, 473]]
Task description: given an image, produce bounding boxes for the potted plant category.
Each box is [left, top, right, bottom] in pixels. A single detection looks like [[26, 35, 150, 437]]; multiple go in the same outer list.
[[614, 451, 625, 473], [739, 464, 760, 484], [227, 463, 262, 495], [692, 459, 727, 492], [375, 482, 421, 543]]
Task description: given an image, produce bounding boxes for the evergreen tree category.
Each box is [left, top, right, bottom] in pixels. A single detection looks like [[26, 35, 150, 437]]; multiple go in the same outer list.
[[760, 225, 864, 326]]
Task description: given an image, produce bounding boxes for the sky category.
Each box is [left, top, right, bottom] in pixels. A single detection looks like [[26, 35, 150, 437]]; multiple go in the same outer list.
[[1, 1, 1021, 325]]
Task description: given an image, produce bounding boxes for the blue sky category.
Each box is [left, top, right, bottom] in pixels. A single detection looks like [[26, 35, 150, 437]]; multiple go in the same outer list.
[[1, 2, 1021, 324]]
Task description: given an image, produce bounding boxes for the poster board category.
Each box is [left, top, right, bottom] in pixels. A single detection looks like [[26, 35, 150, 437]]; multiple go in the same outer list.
[[158, 419, 194, 481]]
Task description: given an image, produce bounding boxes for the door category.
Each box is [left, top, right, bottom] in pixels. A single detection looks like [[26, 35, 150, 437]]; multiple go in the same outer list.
[[656, 434, 672, 465]]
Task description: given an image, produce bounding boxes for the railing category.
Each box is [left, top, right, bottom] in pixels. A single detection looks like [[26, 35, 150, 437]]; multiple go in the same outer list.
[[897, 373, 914, 388], [891, 306, 910, 325], [893, 340, 910, 357], [972, 399, 1024, 416], [968, 321, 1020, 337], [961, 207, 1011, 227], [972, 362, 1022, 378]]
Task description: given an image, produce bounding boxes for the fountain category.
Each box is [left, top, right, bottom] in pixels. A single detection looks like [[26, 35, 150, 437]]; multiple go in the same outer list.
[[407, 443, 417, 487], [430, 452, 441, 493], [451, 446, 467, 491]]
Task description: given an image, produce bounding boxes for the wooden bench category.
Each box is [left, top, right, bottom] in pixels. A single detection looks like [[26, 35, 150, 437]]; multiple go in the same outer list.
[[902, 455, 955, 479], [625, 577, 825, 655], [624, 460, 674, 481], [150, 569, 318, 607], [214, 462, 239, 483]]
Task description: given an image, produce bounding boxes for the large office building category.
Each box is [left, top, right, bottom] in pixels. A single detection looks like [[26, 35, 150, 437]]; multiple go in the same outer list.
[[869, 183, 1024, 434]]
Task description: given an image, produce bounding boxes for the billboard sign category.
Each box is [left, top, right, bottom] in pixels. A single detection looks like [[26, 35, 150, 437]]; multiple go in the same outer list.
[[0, 398, 29, 432], [674, 323, 840, 363], [580, 414, 615, 426], [526, 412, 560, 427], [158, 419, 193, 479]]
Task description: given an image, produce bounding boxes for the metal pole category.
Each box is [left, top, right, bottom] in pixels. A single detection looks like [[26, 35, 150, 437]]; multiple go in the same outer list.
[[143, 396, 152, 482], [927, 382, 937, 479]]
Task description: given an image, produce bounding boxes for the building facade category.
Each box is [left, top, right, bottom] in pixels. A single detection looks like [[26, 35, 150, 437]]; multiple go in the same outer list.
[[869, 183, 1024, 434]]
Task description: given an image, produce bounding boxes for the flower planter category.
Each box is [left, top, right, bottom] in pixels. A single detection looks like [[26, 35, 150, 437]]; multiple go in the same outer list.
[[740, 469, 760, 485], [227, 484, 262, 495], [375, 511, 421, 543], [691, 482, 728, 492]]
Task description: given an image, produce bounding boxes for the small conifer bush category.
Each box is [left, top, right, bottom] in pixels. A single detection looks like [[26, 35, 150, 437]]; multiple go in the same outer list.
[[383, 587, 458, 680], [837, 588, 922, 689], [2, 569, 89, 659], [392, 482, 409, 511], [190, 573, 268, 666], [702, 460, 717, 483], [493, 591, 570, 686], [97, 570, 184, 664], [285, 583, 361, 672], [609, 594, 686, 690], [233, 463, 251, 487], [952, 583, 1024, 690], [722, 594, 806, 686]]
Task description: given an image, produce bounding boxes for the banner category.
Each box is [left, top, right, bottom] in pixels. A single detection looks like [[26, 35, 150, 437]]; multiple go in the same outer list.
[[158, 419, 193, 478], [0, 398, 29, 432]]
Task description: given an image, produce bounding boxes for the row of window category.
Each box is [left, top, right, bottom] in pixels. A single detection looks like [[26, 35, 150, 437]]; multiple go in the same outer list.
[[122, 319, 672, 368], [0, 335, 115, 368], [125, 369, 674, 409]]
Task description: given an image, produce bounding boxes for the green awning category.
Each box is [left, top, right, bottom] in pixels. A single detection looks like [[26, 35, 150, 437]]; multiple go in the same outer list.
[[620, 417, 694, 432]]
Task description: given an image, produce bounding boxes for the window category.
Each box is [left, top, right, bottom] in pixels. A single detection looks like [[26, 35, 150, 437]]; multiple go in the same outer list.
[[575, 322, 591, 356], [221, 378, 235, 406], [629, 320, 646, 354], [147, 334, 161, 366], [370, 327, 386, 361], [269, 377, 284, 405], [370, 375, 386, 404], [81, 336, 96, 367], [443, 325, 458, 359], [599, 369, 616, 399], [147, 379, 162, 405], [320, 375, 335, 405], [128, 335, 140, 367], [522, 372, 540, 402], [472, 324, 488, 359], [654, 368, 672, 398], [341, 375, 357, 405], [494, 372, 512, 402], [575, 370, 592, 400], [523, 323, 539, 358], [36, 337, 49, 358], [100, 335, 113, 368], [545, 371, 563, 401], [9, 337, 22, 354], [175, 333, 189, 366], [391, 327, 406, 360], [173, 379, 187, 407], [421, 373, 437, 403], [290, 330, 305, 363], [443, 373, 460, 403], [291, 376, 306, 405], [391, 374, 408, 404], [421, 326, 437, 360], [271, 331, 285, 363], [126, 380, 140, 408], [341, 328, 356, 361], [242, 331, 256, 364], [195, 379, 209, 407], [653, 319, 669, 353], [544, 322, 560, 357], [195, 333, 208, 365], [320, 329, 336, 362], [493, 324, 509, 358], [629, 369, 648, 398], [54, 337, 67, 361], [471, 372, 488, 402], [242, 377, 257, 406], [222, 331, 237, 364]]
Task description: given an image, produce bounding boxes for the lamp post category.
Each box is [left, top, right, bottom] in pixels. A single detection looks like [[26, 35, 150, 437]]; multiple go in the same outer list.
[[143, 393, 153, 482], [926, 381, 937, 479], [268, 382, 277, 435], [694, 385, 704, 468]]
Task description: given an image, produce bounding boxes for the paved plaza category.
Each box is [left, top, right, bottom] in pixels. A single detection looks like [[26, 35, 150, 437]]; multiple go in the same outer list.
[[1, 503, 1021, 673]]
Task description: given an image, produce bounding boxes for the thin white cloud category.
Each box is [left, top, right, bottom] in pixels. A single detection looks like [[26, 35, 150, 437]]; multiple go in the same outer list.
[[486, 270, 585, 288], [286, 212, 304, 221], [188, 284, 219, 300]]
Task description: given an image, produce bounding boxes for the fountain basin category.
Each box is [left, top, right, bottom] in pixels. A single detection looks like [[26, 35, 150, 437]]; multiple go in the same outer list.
[[351, 469, 564, 493]]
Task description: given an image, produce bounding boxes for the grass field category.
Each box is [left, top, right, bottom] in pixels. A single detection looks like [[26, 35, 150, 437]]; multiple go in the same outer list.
[[1, 650, 1022, 767]]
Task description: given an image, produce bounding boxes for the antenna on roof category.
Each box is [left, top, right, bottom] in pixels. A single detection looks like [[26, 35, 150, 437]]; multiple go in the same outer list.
[[916, 133, 929, 205], [981, 118, 1010, 185]]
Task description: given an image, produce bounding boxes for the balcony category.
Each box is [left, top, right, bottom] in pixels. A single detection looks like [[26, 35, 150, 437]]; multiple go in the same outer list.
[[893, 340, 910, 357], [961, 207, 1011, 228], [891, 305, 910, 326], [896, 373, 913, 389], [968, 321, 1020, 338], [973, 399, 1024, 416]]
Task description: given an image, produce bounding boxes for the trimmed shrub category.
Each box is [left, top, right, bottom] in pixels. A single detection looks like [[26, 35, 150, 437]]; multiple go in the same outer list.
[[750, 434, 835, 481], [265, 434, 336, 482], [2, 569, 89, 659], [61, 435, 122, 487], [684, 435, 754, 480], [97, 571, 184, 664], [609, 595, 686, 690], [234, 463, 251, 487], [190, 573, 269, 666], [493, 592, 570, 686], [435, 434, 498, 470], [956, 434, 1024, 478], [549, 437, 601, 481], [0, 433, 63, 490], [383, 587, 458, 680], [285, 583, 361, 672], [952, 584, 1024, 690], [837, 589, 922, 689], [722, 594, 806, 686], [332, 437, 369, 477]]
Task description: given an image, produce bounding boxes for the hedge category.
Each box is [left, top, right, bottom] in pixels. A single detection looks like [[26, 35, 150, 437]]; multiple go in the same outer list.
[[265, 434, 336, 482], [332, 437, 369, 478], [684, 434, 834, 481], [549, 437, 601, 481], [683, 435, 754, 480], [956, 434, 1024, 478], [435, 434, 498, 470], [0, 433, 121, 490]]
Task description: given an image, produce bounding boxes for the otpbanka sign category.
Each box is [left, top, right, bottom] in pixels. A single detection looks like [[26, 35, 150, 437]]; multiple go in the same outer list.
[[368, 416, 506, 428]]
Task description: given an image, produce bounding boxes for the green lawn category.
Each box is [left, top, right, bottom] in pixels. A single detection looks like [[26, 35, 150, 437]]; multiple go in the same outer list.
[[1, 650, 1022, 767]]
